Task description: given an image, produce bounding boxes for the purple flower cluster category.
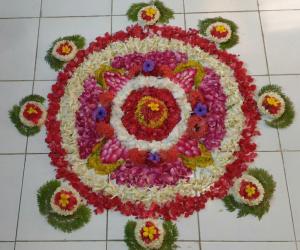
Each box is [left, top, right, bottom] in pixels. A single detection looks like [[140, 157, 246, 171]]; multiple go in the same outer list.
[[75, 77, 102, 159], [200, 68, 227, 150], [110, 160, 192, 188], [111, 50, 188, 71]]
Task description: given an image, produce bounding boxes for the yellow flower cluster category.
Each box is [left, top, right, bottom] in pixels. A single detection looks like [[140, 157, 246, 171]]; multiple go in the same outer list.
[[135, 96, 168, 129]]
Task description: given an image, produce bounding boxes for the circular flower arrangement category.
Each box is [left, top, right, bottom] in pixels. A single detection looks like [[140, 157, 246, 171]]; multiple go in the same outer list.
[[19, 101, 47, 128], [125, 219, 177, 250], [9, 94, 47, 136], [52, 40, 78, 62], [198, 17, 239, 50], [46, 24, 260, 220], [257, 84, 295, 128], [138, 5, 160, 25], [223, 168, 276, 219], [206, 22, 232, 44], [232, 174, 264, 206], [37, 180, 91, 232], [135, 220, 165, 249], [50, 186, 81, 216]]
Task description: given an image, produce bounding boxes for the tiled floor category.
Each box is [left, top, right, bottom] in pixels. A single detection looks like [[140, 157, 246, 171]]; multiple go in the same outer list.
[[0, 0, 300, 250]]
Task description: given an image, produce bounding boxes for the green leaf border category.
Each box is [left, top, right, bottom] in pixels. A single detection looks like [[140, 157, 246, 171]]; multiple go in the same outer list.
[[258, 84, 295, 128], [125, 220, 178, 250], [126, 0, 174, 24], [9, 94, 45, 136], [45, 35, 86, 71], [198, 17, 239, 50], [37, 180, 91, 233], [223, 168, 276, 219]]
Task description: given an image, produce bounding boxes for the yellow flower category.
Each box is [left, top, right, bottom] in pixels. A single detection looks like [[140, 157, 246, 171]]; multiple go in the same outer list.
[[61, 44, 71, 54], [142, 226, 157, 240], [58, 193, 70, 207], [245, 184, 256, 197], [27, 107, 38, 114], [145, 7, 157, 17], [215, 25, 227, 33], [147, 102, 160, 111], [266, 96, 280, 107]]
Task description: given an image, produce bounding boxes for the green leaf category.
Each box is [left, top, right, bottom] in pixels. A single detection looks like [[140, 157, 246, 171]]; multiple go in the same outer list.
[[154, 0, 174, 24], [9, 105, 41, 136], [45, 35, 85, 71], [20, 94, 45, 106], [37, 180, 61, 215], [47, 205, 91, 233], [198, 17, 239, 49], [126, 2, 148, 22], [222, 168, 276, 219]]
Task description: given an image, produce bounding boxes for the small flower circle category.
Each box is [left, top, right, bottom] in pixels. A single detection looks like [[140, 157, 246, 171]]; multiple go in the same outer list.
[[135, 220, 165, 249], [19, 101, 47, 127], [232, 174, 264, 206], [52, 40, 78, 62], [206, 22, 232, 43], [50, 186, 81, 216], [137, 5, 161, 25], [258, 92, 285, 119]]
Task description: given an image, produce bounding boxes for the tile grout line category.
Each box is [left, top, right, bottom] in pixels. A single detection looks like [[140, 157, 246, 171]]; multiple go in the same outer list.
[[276, 129, 299, 249], [2, 8, 300, 20], [13, 1, 43, 249], [257, 0, 298, 249]]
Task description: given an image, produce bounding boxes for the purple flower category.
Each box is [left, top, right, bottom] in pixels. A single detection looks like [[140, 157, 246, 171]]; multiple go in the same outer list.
[[94, 106, 107, 121], [194, 102, 208, 116], [143, 59, 155, 72], [148, 152, 160, 163]]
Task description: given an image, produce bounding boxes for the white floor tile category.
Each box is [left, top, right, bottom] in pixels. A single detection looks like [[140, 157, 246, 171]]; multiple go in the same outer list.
[[107, 211, 135, 240], [0, 19, 39, 80], [17, 154, 107, 240], [0, 82, 32, 153], [199, 152, 294, 241], [15, 242, 106, 250], [253, 76, 280, 151], [42, 0, 111, 17], [202, 242, 297, 250], [0, 0, 40, 18], [27, 81, 53, 153], [177, 242, 200, 250], [0, 155, 25, 241], [35, 16, 111, 81], [107, 241, 127, 250], [112, 14, 185, 33], [261, 11, 300, 74], [0, 243, 14, 250], [184, 0, 257, 12], [269, 75, 300, 150], [259, 0, 300, 10], [283, 152, 300, 240], [113, 0, 184, 15], [185, 12, 268, 75], [176, 213, 199, 240]]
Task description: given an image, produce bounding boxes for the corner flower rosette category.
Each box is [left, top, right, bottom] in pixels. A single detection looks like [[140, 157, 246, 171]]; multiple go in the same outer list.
[[223, 168, 276, 219], [125, 219, 178, 250], [45, 35, 85, 71], [198, 17, 239, 49], [37, 180, 91, 232], [9, 94, 47, 136], [127, 0, 174, 25], [257, 84, 295, 128]]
